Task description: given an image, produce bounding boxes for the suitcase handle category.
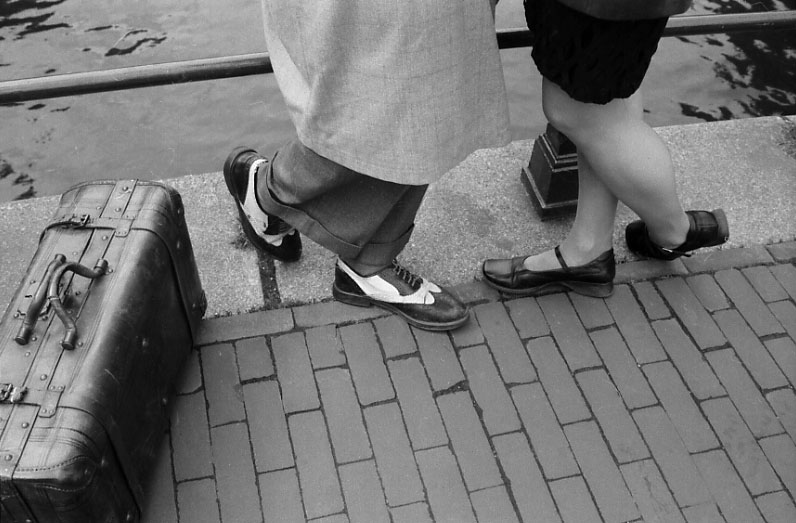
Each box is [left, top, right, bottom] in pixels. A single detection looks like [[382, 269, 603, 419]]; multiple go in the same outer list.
[[47, 258, 109, 350], [14, 254, 67, 345]]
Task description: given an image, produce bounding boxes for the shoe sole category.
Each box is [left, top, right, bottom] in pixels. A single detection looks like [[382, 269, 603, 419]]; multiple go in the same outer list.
[[481, 273, 614, 298], [223, 147, 302, 263], [332, 284, 470, 331]]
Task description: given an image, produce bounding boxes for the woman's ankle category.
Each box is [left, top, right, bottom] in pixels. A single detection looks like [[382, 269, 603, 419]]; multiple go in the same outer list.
[[647, 213, 690, 250], [522, 243, 609, 271]]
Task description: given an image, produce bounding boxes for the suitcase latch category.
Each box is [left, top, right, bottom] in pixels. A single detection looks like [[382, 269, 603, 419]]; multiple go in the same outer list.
[[0, 383, 27, 404], [66, 213, 92, 228]]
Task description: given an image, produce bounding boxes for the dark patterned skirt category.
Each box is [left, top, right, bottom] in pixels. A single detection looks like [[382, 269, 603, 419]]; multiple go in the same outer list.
[[525, 0, 669, 104]]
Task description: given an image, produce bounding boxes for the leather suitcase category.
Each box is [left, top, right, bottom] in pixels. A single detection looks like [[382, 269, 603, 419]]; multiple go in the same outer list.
[[0, 180, 206, 522]]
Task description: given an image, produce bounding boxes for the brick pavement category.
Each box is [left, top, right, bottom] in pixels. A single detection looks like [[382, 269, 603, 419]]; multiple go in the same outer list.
[[141, 243, 796, 523]]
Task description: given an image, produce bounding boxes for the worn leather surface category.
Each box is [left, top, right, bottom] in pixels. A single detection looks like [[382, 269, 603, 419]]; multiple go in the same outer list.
[[0, 180, 205, 523]]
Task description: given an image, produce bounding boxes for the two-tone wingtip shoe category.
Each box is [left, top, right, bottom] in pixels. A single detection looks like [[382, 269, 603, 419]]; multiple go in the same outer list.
[[332, 259, 470, 331], [223, 146, 302, 262]]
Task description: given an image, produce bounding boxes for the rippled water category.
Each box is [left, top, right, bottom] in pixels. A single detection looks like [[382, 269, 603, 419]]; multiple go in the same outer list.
[[1, 0, 794, 202]]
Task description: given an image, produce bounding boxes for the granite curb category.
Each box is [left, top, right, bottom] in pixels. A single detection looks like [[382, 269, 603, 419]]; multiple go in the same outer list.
[[194, 241, 796, 347]]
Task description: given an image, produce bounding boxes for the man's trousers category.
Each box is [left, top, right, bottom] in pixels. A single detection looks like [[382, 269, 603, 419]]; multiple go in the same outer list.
[[258, 140, 428, 273]]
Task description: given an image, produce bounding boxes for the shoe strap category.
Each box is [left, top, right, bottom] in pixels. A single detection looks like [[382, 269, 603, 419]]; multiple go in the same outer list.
[[554, 245, 568, 269], [657, 245, 692, 258], [657, 213, 699, 258]]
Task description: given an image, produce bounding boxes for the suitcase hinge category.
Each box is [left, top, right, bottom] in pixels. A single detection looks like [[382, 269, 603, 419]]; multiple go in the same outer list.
[[38, 385, 64, 418], [0, 384, 27, 404]]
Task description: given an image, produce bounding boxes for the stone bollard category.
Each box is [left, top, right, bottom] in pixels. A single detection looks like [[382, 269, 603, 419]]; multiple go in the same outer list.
[[521, 124, 579, 219]]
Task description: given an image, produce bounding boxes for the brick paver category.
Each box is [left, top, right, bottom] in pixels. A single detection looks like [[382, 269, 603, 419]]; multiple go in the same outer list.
[[577, 369, 649, 463], [702, 397, 781, 495], [605, 285, 667, 362], [145, 256, 795, 522], [437, 391, 503, 492], [714, 308, 789, 390], [632, 280, 671, 320], [236, 336, 275, 382], [470, 485, 520, 523], [620, 459, 684, 523], [756, 491, 796, 523], [363, 402, 424, 507], [511, 383, 579, 480], [260, 469, 304, 522], [211, 422, 261, 522], [244, 380, 293, 473], [460, 345, 521, 435], [643, 361, 719, 453], [339, 460, 390, 523], [694, 450, 766, 523], [493, 432, 561, 523], [526, 335, 590, 423]]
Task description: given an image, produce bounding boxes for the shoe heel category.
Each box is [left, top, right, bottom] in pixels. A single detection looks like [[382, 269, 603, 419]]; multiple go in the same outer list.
[[710, 208, 730, 245], [332, 285, 373, 308], [565, 281, 614, 298]]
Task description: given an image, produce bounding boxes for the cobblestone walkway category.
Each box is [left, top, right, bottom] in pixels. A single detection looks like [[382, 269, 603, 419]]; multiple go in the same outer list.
[[141, 243, 796, 523]]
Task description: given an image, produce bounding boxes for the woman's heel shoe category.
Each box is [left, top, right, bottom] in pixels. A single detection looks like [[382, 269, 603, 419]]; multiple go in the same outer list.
[[625, 209, 729, 261], [482, 246, 615, 298]]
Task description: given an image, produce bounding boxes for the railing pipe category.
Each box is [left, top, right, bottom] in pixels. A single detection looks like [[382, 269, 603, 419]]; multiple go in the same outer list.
[[0, 11, 794, 104]]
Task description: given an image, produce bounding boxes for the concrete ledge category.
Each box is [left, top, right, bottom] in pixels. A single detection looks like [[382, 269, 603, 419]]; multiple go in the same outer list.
[[1, 116, 794, 318]]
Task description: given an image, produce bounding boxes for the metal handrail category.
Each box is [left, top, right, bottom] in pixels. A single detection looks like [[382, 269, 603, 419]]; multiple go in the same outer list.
[[1, 11, 794, 104]]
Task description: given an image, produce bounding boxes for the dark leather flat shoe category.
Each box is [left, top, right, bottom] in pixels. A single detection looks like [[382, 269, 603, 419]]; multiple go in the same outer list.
[[482, 246, 615, 298], [626, 209, 729, 261]]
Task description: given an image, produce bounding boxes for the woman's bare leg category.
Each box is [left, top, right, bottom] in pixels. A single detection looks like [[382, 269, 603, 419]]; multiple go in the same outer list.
[[523, 78, 690, 271]]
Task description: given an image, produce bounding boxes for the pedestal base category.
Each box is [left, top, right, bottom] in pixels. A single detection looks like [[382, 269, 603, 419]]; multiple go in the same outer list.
[[522, 125, 579, 220]]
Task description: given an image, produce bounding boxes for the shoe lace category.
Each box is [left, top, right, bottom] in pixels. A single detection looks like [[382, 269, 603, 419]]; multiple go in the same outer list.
[[391, 260, 422, 291]]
